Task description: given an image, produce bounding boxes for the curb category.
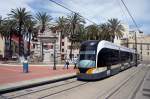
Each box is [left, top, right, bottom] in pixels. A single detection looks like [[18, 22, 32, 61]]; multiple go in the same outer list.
[[0, 63, 74, 67], [0, 73, 76, 94]]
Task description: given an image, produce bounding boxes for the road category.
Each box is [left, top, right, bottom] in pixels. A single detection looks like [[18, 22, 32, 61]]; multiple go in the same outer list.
[[0, 64, 149, 99]]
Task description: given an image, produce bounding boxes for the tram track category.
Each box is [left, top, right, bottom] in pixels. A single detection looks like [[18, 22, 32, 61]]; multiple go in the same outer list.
[[0, 78, 88, 99], [97, 65, 149, 99], [1, 65, 148, 99]]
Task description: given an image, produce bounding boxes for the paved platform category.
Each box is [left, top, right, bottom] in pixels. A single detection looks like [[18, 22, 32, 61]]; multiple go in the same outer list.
[[0, 64, 76, 93]]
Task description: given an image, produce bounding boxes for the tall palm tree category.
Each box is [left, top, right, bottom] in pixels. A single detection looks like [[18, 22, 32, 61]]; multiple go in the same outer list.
[[0, 16, 2, 27], [85, 24, 99, 40], [0, 18, 14, 59], [56, 16, 67, 51], [35, 12, 52, 61], [72, 24, 85, 49], [99, 23, 111, 41], [35, 12, 52, 33], [108, 18, 124, 42], [66, 13, 85, 59], [3, 19, 17, 58], [24, 19, 36, 56], [8, 8, 32, 57]]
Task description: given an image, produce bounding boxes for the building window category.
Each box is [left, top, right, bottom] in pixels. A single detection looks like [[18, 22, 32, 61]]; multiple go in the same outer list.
[[61, 54, 64, 60], [140, 44, 142, 50], [51, 54, 53, 56], [62, 48, 64, 52], [147, 45, 149, 50], [62, 42, 64, 46], [140, 52, 142, 55], [33, 44, 35, 49], [51, 45, 53, 49], [147, 52, 149, 55]]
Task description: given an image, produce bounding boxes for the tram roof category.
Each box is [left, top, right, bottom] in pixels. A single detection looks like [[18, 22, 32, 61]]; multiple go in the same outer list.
[[98, 40, 135, 53]]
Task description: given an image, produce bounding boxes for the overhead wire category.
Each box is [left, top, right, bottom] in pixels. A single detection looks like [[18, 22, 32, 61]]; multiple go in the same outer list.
[[115, 0, 129, 23], [48, 0, 97, 25], [120, 0, 140, 31]]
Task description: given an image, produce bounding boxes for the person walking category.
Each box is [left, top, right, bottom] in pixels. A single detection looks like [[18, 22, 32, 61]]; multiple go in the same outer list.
[[74, 59, 77, 69], [66, 60, 69, 69], [63, 59, 69, 69]]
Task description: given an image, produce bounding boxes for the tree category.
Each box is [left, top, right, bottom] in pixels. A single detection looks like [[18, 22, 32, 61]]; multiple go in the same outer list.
[[66, 13, 85, 59], [85, 24, 99, 40], [8, 8, 32, 57], [108, 18, 124, 42], [99, 23, 111, 41], [35, 12, 52, 61], [35, 12, 52, 33], [3, 19, 17, 58], [72, 24, 85, 49], [24, 19, 36, 56], [56, 16, 67, 51]]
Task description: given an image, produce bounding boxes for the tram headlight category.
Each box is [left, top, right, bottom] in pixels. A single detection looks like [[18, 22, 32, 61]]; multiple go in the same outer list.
[[86, 68, 96, 74]]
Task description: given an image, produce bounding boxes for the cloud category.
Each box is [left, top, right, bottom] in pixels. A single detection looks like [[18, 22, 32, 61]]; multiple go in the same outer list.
[[0, 0, 149, 34], [0, 0, 34, 18]]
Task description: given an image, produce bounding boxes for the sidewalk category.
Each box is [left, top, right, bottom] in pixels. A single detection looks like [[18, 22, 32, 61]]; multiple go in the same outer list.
[[0, 64, 77, 94]]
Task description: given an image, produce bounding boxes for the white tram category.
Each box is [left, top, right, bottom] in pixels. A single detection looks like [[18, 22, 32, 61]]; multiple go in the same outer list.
[[77, 40, 139, 80]]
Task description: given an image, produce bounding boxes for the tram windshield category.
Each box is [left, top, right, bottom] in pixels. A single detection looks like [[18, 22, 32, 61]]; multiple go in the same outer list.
[[78, 41, 98, 68], [79, 50, 96, 68]]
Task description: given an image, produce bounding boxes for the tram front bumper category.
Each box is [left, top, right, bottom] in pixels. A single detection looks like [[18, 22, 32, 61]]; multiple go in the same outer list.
[[77, 71, 107, 81]]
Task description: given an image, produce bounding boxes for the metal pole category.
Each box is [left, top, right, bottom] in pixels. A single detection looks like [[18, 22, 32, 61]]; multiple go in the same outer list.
[[53, 41, 56, 70], [135, 31, 137, 66], [41, 42, 43, 62]]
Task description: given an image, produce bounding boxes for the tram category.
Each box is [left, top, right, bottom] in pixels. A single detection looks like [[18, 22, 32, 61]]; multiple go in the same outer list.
[[77, 40, 138, 80]]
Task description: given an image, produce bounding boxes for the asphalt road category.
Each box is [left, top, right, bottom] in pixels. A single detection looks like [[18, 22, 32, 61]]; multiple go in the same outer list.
[[1, 64, 149, 99]]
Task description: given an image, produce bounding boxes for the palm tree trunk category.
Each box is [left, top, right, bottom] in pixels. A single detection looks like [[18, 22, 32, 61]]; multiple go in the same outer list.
[[18, 22, 22, 56], [69, 24, 75, 59], [28, 33, 31, 56], [60, 31, 62, 52], [69, 40, 73, 59], [9, 32, 12, 59]]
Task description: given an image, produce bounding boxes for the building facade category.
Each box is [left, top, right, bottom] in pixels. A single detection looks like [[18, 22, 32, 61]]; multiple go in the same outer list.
[[31, 25, 79, 64], [120, 35, 150, 62]]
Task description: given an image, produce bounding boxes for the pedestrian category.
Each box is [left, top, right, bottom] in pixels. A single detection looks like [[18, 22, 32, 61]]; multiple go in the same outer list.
[[66, 60, 69, 69], [74, 58, 77, 69], [63, 59, 69, 69]]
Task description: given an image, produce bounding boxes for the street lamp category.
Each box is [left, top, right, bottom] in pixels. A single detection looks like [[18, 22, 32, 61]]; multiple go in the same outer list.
[[134, 31, 137, 66], [53, 41, 56, 70]]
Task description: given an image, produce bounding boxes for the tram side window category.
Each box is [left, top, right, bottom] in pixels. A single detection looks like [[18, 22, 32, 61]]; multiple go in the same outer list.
[[129, 53, 133, 61], [97, 48, 119, 67], [120, 51, 129, 63]]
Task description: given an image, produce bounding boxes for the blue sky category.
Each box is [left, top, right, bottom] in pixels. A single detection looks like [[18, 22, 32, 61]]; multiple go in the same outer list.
[[0, 0, 150, 35]]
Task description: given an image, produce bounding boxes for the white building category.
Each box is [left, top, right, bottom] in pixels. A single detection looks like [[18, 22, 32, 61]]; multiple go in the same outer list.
[[31, 24, 79, 64]]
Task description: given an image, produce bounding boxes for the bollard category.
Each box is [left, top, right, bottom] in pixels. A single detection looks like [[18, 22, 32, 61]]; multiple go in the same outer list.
[[23, 60, 28, 73]]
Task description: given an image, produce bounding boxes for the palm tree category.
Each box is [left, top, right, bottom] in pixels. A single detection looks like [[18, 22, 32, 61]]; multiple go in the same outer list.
[[99, 23, 111, 41], [35, 12, 52, 33], [107, 18, 124, 42], [35, 12, 52, 61], [24, 19, 36, 56], [72, 24, 85, 49], [85, 24, 99, 40], [56, 16, 67, 51], [0, 18, 14, 59], [66, 13, 85, 59], [8, 8, 32, 57], [3, 19, 17, 58]]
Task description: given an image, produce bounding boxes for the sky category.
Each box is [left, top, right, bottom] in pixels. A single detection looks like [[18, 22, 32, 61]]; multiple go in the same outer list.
[[0, 0, 150, 35]]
